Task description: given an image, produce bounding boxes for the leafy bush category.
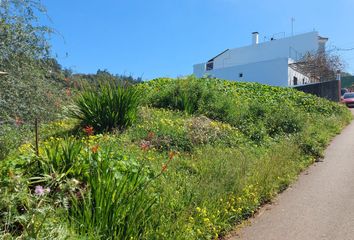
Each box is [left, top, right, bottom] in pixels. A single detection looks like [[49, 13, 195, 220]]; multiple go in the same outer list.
[[0, 154, 71, 239], [1, 135, 158, 239], [71, 82, 140, 133], [36, 137, 84, 181]]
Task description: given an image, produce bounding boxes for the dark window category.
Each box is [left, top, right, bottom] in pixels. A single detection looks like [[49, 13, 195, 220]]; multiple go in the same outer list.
[[344, 93, 354, 99], [293, 76, 298, 86], [206, 61, 213, 71], [239, 73, 243, 78]]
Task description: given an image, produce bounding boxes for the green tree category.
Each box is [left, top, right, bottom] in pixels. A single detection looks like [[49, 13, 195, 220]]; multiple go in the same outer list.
[[0, 0, 69, 160], [0, 0, 66, 124]]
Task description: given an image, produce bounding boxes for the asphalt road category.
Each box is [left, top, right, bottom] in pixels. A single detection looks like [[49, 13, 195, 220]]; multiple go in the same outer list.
[[229, 109, 354, 240]]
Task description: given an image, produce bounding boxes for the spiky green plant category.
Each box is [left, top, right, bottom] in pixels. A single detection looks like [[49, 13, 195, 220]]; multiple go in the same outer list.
[[69, 152, 155, 240], [72, 82, 140, 133]]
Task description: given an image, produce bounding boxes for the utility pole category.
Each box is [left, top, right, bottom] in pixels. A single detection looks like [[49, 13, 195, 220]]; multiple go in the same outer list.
[[291, 17, 295, 36], [337, 70, 341, 102]]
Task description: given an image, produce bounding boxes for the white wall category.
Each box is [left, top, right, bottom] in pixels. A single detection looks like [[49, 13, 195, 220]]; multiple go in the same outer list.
[[288, 67, 310, 86], [211, 31, 319, 70], [193, 63, 206, 78], [196, 58, 289, 87], [192, 31, 324, 87]]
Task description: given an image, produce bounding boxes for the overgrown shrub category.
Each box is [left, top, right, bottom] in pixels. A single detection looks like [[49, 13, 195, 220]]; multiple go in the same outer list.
[[71, 82, 140, 133]]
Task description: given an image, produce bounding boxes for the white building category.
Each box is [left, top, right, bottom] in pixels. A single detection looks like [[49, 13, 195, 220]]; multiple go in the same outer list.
[[193, 31, 328, 87]]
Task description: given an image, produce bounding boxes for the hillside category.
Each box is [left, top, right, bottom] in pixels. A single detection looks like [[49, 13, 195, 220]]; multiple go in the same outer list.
[[0, 76, 352, 239]]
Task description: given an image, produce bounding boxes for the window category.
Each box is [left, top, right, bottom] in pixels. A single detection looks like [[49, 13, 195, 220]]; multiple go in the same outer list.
[[293, 76, 298, 86], [239, 73, 243, 78], [206, 61, 213, 71], [344, 93, 354, 99]]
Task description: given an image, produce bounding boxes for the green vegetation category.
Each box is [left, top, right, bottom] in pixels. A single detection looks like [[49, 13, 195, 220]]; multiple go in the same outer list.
[[342, 75, 354, 89], [1, 76, 351, 239], [3, 1, 350, 239], [0, 0, 69, 162], [71, 81, 141, 133]]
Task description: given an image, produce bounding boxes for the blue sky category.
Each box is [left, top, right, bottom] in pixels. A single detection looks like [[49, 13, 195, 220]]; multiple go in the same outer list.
[[43, 0, 354, 79]]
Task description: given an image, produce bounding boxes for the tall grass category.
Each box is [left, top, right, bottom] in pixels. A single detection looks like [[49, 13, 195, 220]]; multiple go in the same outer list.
[[69, 152, 155, 240], [72, 81, 140, 133], [149, 76, 215, 114]]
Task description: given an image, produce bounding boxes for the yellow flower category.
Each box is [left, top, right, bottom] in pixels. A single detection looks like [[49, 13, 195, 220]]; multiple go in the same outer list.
[[18, 143, 33, 154]]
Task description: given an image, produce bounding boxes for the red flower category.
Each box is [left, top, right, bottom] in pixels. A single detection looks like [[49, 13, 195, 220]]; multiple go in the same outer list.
[[91, 144, 99, 154], [161, 151, 177, 173], [83, 126, 94, 136]]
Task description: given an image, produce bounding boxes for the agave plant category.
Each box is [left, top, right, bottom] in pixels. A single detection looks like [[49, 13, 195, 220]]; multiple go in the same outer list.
[[71, 81, 140, 133]]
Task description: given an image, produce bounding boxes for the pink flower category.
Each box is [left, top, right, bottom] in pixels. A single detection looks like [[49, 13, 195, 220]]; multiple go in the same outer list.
[[34, 185, 50, 196], [140, 140, 151, 151]]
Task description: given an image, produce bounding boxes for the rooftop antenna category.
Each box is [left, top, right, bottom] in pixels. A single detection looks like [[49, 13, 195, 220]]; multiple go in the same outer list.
[[291, 17, 295, 36]]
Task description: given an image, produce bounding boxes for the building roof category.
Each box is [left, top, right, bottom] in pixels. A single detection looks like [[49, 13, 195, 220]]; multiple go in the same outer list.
[[207, 49, 229, 62]]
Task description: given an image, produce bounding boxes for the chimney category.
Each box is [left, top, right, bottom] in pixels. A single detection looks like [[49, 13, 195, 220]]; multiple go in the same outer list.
[[252, 32, 259, 45]]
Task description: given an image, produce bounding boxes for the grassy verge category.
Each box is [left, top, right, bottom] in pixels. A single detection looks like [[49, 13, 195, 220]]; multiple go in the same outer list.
[[0, 76, 352, 239]]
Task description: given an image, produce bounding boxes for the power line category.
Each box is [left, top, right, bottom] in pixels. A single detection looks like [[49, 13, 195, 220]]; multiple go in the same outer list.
[[326, 46, 354, 53], [336, 47, 354, 52]]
